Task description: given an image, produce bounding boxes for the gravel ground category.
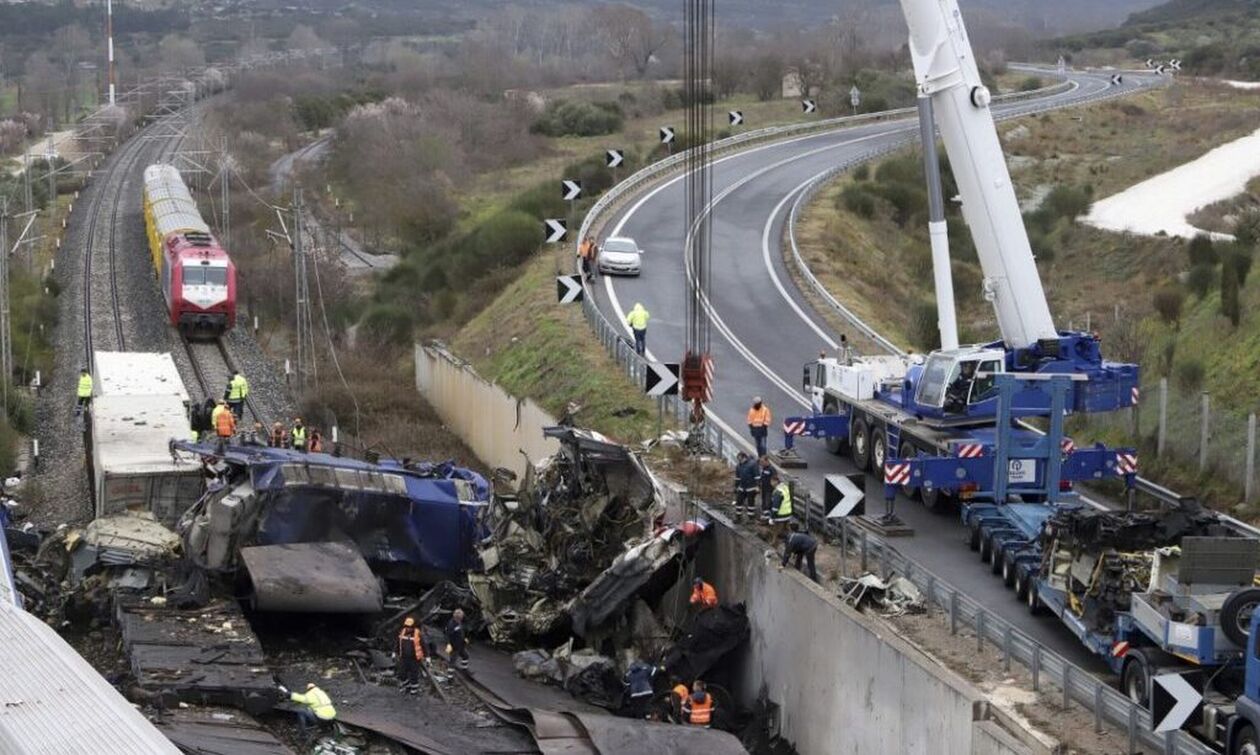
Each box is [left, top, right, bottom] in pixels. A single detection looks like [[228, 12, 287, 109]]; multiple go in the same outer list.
[[31, 112, 292, 526]]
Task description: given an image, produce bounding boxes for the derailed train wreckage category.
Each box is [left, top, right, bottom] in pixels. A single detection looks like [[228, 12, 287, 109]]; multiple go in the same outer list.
[[471, 427, 703, 644]]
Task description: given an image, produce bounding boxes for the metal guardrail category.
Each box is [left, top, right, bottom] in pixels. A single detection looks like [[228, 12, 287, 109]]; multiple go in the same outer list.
[[573, 72, 1217, 754]]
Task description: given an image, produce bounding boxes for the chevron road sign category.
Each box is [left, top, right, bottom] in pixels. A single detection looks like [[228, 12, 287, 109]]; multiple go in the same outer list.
[[645, 362, 680, 397], [556, 274, 583, 304], [544, 218, 566, 243]]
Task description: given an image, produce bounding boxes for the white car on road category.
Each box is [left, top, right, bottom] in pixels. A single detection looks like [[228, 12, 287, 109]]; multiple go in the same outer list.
[[597, 236, 643, 276]]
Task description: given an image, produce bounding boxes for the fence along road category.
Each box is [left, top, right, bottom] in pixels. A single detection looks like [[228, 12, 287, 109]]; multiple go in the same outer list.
[[574, 68, 1218, 753]]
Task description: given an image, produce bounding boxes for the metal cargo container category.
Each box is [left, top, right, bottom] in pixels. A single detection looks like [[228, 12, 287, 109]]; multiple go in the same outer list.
[[88, 394, 200, 525]]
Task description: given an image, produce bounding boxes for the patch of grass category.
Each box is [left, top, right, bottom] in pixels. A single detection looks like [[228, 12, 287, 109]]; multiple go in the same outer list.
[[450, 248, 668, 443]]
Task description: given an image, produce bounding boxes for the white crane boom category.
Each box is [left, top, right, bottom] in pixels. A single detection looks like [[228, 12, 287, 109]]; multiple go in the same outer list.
[[898, 0, 1058, 349]]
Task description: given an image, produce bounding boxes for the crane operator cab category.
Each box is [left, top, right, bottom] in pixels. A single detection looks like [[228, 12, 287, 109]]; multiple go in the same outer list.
[[912, 347, 1006, 418]]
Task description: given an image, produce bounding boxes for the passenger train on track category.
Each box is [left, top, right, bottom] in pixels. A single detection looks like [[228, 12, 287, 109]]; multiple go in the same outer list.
[[141, 164, 236, 336]]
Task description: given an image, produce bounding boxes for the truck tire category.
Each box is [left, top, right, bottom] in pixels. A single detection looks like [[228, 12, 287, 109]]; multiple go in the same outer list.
[[989, 536, 1006, 574], [851, 417, 872, 471], [922, 485, 954, 513], [968, 518, 982, 551], [1121, 650, 1151, 708], [899, 441, 920, 501], [824, 401, 848, 455], [871, 426, 888, 477], [1014, 570, 1030, 602], [1026, 580, 1045, 615], [1001, 551, 1017, 588], [979, 529, 995, 564], [1221, 587, 1260, 648], [1234, 724, 1258, 755]]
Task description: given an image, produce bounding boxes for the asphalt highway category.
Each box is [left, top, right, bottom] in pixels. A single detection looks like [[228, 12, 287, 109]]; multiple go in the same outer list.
[[591, 69, 1160, 670]]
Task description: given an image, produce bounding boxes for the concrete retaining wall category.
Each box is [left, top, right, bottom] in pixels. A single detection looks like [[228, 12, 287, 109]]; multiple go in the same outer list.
[[414, 343, 559, 479], [679, 514, 1036, 755]]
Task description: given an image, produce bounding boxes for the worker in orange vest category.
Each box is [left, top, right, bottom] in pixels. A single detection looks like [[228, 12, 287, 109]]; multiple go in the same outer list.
[[689, 577, 718, 610], [213, 399, 236, 452], [747, 397, 771, 457], [397, 617, 427, 695], [681, 680, 714, 727], [670, 678, 690, 722], [578, 235, 596, 280]]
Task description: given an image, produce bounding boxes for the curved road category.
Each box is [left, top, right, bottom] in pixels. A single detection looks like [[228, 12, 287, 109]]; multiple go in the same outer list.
[[591, 69, 1160, 668]]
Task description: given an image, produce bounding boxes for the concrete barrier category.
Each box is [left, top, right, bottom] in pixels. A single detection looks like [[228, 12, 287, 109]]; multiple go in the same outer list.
[[676, 513, 1041, 755], [414, 342, 559, 480]]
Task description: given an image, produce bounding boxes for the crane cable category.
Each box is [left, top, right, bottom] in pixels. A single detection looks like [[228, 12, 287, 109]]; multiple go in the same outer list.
[[682, 0, 715, 433]]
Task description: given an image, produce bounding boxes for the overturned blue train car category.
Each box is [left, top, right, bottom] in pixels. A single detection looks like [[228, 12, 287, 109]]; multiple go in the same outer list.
[[171, 441, 489, 610]]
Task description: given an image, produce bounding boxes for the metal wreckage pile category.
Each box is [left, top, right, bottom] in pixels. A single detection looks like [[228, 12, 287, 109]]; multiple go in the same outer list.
[[471, 429, 754, 733]]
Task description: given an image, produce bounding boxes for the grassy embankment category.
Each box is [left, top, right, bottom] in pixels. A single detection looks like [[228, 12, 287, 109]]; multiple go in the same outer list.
[[793, 80, 1260, 513]]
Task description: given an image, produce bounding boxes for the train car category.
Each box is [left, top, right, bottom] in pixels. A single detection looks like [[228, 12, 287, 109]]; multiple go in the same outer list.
[[141, 164, 236, 336]]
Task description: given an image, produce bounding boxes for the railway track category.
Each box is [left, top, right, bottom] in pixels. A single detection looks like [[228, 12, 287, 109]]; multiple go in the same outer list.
[[80, 133, 150, 365], [182, 336, 265, 428]]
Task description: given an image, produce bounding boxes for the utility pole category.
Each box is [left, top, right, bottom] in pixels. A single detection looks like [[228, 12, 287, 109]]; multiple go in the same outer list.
[[106, 0, 117, 106], [292, 187, 312, 391], [218, 142, 231, 247], [0, 199, 10, 412]]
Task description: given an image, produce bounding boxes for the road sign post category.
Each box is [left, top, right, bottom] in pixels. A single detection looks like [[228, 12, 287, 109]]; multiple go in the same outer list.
[[606, 149, 624, 185], [659, 127, 675, 155], [849, 86, 861, 116], [825, 473, 866, 518], [544, 218, 567, 244]]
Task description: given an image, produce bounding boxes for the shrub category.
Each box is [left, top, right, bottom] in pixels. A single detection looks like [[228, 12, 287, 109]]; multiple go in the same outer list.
[[1152, 285, 1185, 326], [360, 303, 415, 347], [871, 182, 926, 227], [1187, 234, 1218, 266], [1018, 76, 1044, 92], [1235, 210, 1260, 249], [909, 299, 940, 351], [466, 210, 541, 270], [1222, 258, 1241, 326], [1040, 185, 1092, 221], [1187, 263, 1215, 298], [1174, 357, 1205, 391], [852, 163, 870, 181], [530, 99, 623, 137], [1223, 243, 1254, 286], [840, 184, 876, 219]]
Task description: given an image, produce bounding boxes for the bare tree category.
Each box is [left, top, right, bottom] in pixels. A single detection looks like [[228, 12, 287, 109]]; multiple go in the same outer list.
[[159, 34, 205, 70], [287, 25, 326, 52], [51, 24, 89, 123], [23, 51, 62, 128], [588, 4, 674, 79]]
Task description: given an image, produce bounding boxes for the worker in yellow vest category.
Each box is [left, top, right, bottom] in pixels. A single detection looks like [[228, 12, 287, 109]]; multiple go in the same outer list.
[[626, 303, 649, 356], [291, 418, 308, 452], [75, 367, 93, 416], [226, 371, 249, 420], [278, 681, 336, 735]]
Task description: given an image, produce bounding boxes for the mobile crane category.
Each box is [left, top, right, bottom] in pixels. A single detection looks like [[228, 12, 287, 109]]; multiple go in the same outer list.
[[779, 0, 1138, 513]]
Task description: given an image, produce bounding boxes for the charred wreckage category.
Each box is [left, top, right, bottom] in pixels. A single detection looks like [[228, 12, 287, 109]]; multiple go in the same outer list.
[[2, 426, 757, 753]]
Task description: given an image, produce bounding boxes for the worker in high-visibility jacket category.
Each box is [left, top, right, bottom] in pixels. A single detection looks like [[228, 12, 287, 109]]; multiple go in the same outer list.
[[768, 473, 792, 535], [681, 680, 714, 727], [291, 418, 308, 452], [226, 371, 249, 420], [75, 367, 93, 415], [747, 397, 771, 457], [626, 302, 649, 356], [278, 681, 336, 733], [670, 680, 691, 723], [397, 617, 427, 695], [213, 400, 236, 451], [689, 577, 718, 610]]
